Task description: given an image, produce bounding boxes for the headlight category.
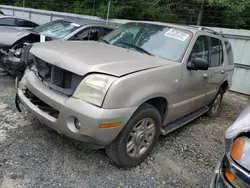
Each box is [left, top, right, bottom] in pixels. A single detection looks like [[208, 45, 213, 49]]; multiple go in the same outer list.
[[72, 74, 117, 107], [231, 137, 250, 170], [224, 137, 250, 188]]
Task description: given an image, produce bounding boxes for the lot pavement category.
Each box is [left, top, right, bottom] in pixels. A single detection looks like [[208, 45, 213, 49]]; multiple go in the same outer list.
[[0, 75, 249, 188]]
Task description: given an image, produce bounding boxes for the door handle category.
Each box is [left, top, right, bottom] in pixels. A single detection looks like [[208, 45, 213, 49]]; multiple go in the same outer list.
[[221, 70, 225, 74], [203, 73, 210, 79]]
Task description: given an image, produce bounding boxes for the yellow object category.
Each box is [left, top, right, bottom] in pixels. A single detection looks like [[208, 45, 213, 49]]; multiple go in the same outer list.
[[231, 138, 245, 161], [224, 168, 236, 184], [99, 122, 121, 128]]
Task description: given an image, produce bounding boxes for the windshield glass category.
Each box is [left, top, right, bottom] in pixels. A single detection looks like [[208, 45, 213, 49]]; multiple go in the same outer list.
[[33, 20, 81, 39], [102, 23, 192, 61]]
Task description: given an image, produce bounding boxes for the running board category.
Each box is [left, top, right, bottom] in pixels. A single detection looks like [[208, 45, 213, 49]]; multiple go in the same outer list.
[[161, 106, 209, 135]]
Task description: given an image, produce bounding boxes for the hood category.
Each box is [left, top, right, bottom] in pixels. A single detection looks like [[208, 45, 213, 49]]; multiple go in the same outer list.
[[30, 40, 175, 77], [0, 27, 31, 46]]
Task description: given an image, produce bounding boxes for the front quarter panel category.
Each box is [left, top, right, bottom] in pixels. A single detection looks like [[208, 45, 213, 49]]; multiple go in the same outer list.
[[103, 64, 182, 110]]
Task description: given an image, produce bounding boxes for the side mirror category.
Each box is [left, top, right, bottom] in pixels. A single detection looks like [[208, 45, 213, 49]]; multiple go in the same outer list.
[[187, 57, 209, 71]]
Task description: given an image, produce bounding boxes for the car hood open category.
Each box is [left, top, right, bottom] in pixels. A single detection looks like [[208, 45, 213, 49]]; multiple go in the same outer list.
[[30, 40, 175, 77]]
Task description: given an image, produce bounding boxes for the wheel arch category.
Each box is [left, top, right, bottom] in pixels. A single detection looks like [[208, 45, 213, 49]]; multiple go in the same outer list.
[[140, 96, 168, 123], [220, 80, 229, 93]]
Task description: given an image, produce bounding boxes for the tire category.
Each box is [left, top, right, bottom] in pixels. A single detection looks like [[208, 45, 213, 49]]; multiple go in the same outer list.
[[207, 88, 224, 117], [105, 103, 161, 168]]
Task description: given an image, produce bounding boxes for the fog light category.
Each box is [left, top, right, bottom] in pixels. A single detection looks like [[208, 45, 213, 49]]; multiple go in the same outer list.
[[74, 118, 81, 130]]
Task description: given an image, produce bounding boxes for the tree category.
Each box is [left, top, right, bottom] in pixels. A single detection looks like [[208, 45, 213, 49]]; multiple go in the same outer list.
[[210, 0, 250, 28], [10, 0, 250, 29]]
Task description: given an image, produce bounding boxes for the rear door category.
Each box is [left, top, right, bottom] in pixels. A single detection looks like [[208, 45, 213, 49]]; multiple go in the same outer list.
[[204, 36, 225, 105]]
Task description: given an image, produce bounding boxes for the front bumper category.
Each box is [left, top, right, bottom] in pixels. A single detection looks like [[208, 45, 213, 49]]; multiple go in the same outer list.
[[211, 155, 250, 188], [17, 70, 137, 146], [210, 159, 233, 188]]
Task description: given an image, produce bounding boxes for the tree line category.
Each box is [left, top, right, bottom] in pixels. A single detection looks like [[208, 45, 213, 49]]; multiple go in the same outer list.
[[8, 0, 250, 29]]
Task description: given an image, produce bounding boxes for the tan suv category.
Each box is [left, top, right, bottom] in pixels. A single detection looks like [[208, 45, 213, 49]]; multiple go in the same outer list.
[[16, 21, 234, 168]]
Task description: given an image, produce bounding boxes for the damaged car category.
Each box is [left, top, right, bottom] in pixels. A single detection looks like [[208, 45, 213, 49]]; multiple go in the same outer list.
[[0, 18, 115, 76], [211, 103, 250, 188], [16, 22, 234, 168]]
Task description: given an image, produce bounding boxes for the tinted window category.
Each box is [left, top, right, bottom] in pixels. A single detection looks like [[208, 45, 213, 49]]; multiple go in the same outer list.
[[225, 41, 234, 65], [16, 19, 38, 27], [102, 23, 192, 61], [210, 37, 223, 67], [0, 18, 15, 26], [189, 36, 209, 62]]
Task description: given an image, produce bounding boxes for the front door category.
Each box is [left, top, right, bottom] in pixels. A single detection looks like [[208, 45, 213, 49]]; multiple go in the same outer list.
[[175, 35, 211, 118]]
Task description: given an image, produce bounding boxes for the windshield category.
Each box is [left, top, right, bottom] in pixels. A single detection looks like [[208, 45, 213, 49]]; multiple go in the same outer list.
[[32, 20, 81, 39], [101, 23, 192, 61]]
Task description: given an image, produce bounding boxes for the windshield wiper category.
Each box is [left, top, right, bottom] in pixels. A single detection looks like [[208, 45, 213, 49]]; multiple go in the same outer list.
[[98, 38, 109, 44], [114, 42, 154, 56]]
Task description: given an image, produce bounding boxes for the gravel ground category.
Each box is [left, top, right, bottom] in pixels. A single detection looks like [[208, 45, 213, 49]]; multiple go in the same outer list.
[[0, 75, 249, 188]]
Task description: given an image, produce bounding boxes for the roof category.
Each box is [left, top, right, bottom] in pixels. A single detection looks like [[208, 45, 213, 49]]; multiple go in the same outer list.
[[127, 20, 225, 37], [63, 18, 118, 28]]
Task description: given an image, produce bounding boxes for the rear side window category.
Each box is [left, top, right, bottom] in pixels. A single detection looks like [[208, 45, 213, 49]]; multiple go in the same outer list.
[[209, 37, 223, 67], [225, 41, 234, 65], [0, 18, 15, 26], [16, 19, 38, 27]]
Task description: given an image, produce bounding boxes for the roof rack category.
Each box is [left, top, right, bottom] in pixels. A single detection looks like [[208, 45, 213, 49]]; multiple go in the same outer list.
[[189, 25, 223, 36]]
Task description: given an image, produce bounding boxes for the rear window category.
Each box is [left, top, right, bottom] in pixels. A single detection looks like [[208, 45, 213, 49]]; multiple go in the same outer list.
[[225, 41, 234, 65]]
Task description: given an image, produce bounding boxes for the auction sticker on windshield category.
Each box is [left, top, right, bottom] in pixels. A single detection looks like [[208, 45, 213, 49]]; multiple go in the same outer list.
[[164, 29, 190, 41]]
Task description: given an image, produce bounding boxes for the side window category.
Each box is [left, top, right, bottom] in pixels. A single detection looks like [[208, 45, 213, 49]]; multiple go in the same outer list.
[[71, 27, 101, 41], [71, 28, 90, 40], [88, 27, 101, 40], [16, 19, 38, 27], [0, 18, 15, 26], [210, 37, 223, 67], [189, 36, 209, 62], [225, 41, 234, 65]]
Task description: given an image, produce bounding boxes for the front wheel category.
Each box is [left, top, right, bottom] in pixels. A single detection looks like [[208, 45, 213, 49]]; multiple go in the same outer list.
[[105, 103, 161, 168]]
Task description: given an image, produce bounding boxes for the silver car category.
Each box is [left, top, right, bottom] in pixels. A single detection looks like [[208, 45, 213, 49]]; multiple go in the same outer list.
[[16, 21, 234, 168], [0, 18, 115, 76], [0, 15, 39, 30], [211, 104, 250, 188]]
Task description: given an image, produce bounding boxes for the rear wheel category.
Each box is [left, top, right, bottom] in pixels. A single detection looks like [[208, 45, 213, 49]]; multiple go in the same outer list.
[[105, 103, 161, 168], [207, 88, 224, 116]]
